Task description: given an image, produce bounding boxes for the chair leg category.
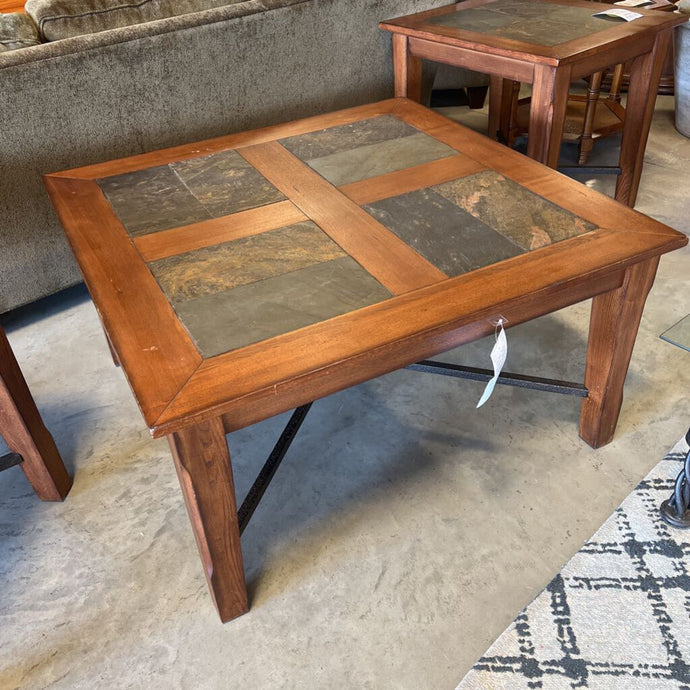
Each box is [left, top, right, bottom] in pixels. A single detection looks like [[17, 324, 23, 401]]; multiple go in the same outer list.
[[608, 63, 625, 105], [578, 70, 604, 165], [466, 84, 488, 110]]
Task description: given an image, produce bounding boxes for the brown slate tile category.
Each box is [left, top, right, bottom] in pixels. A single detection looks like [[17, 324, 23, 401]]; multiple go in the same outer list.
[[149, 221, 346, 303], [432, 171, 597, 250], [98, 165, 211, 237], [170, 149, 285, 217], [280, 115, 420, 161], [365, 187, 523, 276], [173, 256, 392, 357]]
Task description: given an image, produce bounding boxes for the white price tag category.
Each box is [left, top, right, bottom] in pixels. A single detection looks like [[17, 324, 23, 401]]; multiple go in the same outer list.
[[476, 320, 508, 408], [615, 0, 652, 6], [593, 8, 644, 20]]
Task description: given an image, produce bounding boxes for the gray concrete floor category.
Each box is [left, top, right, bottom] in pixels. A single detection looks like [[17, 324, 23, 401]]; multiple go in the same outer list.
[[0, 96, 688, 690]]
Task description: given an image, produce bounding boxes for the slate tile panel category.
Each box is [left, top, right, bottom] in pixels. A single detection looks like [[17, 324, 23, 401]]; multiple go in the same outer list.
[[302, 133, 458, 187], [429, 0, 614, 47], [365, 188, 523, 276], [169, 150, 285, 218], [98, 149, 285, 237], [98, 165, 212, 237], [173, 256, 392, 357], [280, 115, 421, 160], [149, 221, 346, 303], [280, 115, 457, 186], [433, 171, 597, 250]]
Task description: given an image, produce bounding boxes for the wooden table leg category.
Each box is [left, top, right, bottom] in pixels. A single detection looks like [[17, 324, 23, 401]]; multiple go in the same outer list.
[[527, 64, 572, 169], [579, 258, 660, 449], [0, 326, 72, 501], [391, 33, 422, 101], [168, 417, 249, 623], [615, 31, 671, 208]]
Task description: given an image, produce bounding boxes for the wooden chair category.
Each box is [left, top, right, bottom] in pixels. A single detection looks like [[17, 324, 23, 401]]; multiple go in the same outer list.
[[0, 324, 72, 500], [500, 64, 626, 165]]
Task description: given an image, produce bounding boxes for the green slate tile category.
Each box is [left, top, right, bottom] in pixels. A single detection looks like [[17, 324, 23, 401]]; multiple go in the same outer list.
[[432, 171, 597, 249], [98, 150, 285, 238], [304, 133, 457, 187], [430, 0, 612, 47], [98, 165, 211, 237], [365, 188, 523, 276], [174, 256, 392, 357], [170, 150, 285, 217], [429, 7, 519, 33], [280, 115, 420, 161], [149, 221, 346, 303]]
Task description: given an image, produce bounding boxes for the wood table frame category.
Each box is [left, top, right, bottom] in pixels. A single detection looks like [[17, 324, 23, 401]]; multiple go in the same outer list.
[[380, 0, 687, 207], [0, 324, 72, 501], [44, 99, 686, 622]]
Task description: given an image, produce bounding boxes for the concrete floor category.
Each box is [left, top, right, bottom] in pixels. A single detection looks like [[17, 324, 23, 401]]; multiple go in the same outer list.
[[0, 96, 688, 690]]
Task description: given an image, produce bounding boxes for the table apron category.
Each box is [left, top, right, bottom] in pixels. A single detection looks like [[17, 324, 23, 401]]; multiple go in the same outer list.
[[407, 32, 661, 86], [567, 35, 658, 81], [214, 266, 627, 437], [408, 36, 535, 83]]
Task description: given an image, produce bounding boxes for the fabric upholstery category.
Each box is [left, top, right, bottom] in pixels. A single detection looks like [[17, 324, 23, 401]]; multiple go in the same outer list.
[[0, 12, 41, 51], [25, 0, 266, 41]]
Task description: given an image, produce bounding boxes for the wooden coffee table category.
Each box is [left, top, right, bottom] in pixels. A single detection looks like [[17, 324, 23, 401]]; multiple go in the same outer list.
[[44, 99, 686, 622], [380, 0, 687, 207]]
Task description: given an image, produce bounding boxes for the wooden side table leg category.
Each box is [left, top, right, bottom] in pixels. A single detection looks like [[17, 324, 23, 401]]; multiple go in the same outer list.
[[488, 75, 506, 140], [527, 64, 571, 168], [168, 417, 249, 623], [391, 33, 422, 101], [0, 327, 72, 501], [615, 31, 671, 207], [579, 258, 659, 449]]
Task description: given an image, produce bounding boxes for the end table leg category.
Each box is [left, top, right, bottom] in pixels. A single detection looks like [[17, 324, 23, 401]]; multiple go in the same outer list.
[[168, 418, 249, 623], [391, 33, 422, 101], [526, 64, 571, 168], [615, 31, 671, 207], [579, 258, 660, 449], [0, 327, 72, 501]]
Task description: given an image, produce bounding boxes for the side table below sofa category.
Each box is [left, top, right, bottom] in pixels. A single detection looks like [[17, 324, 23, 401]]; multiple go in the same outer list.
[[0, 324, 71, 500]]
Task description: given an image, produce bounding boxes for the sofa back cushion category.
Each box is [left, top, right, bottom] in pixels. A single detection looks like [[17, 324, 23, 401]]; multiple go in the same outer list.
[[24, 0, 251, 41], [0, 12, 41, 50]]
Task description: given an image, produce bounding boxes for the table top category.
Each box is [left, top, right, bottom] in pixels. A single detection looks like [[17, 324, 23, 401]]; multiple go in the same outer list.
[[44, 99, 686, 437], [380, 0, 687, 63]]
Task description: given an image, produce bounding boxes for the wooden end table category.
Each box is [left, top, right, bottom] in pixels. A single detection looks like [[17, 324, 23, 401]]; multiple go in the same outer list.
[[380, 0, 688, 207], [0, 324, 72, 500], [44, 99, 686, 622]]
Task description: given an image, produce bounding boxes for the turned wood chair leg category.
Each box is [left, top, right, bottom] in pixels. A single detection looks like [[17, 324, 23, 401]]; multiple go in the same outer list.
[[608, 63, 625, 105], [578, 70, 604, 165]]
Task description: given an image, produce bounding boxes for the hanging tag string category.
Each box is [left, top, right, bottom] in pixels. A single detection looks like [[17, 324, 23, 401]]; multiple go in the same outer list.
[[476, 319, 507, 408]]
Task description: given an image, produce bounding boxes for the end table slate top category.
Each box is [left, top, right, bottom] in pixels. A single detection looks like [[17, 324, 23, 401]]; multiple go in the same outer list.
[[43, 99, 687, 436], [426, 0, 616, 47], [379, 0, 688, 61]]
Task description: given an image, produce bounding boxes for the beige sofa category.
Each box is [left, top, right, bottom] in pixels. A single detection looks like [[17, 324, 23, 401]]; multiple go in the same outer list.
[[1, 0, 465, 312]]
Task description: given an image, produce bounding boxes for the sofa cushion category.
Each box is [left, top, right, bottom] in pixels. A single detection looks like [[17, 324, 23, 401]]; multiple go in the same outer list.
[[0, 12, 42, 51], [24, 0, 251, 41]]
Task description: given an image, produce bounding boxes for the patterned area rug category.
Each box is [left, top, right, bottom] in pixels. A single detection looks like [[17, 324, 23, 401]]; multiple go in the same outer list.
[[457, 435, 690, 689]]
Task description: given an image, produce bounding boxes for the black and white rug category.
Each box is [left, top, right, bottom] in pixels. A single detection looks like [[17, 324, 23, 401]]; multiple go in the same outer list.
[[457, 435, 690, 690]]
